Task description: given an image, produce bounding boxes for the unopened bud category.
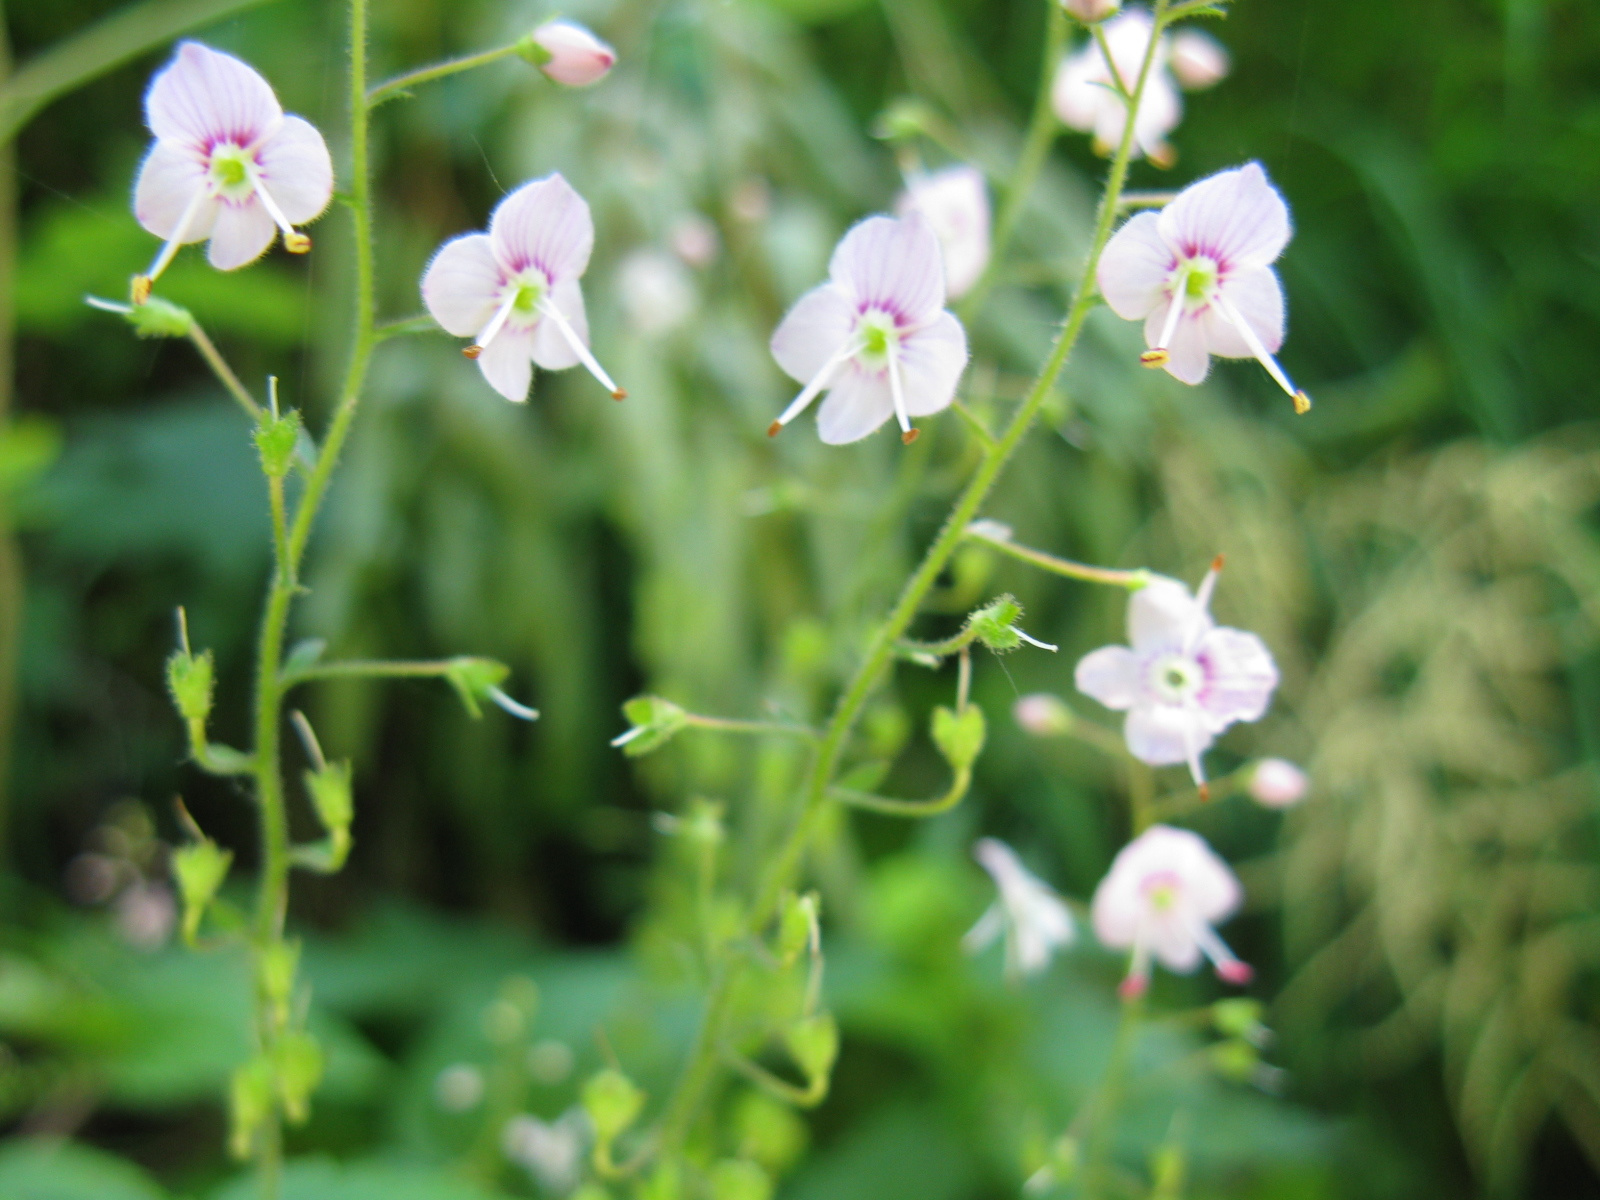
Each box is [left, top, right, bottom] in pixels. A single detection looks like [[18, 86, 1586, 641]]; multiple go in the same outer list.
[[776, 891, 820, 967], [522, 20, 616, 87], [1211, 997, 1270, 1046], [1013, 693, 1074, 737], [172, 838, 231, 942], [167, 647, 215, 723], [1061, 0, 1119, 21], [305, 760, 353, 852], [254, 409, 302, 479], [274, 1030, 324, 1123], [733, 1090, 808, 1173], [1207, 1037, 1260, 1083], [967, 594, 1024, 651], [931, 703, 986, 772], [582, 1068, 645, 1143], [1248, 758, 1309, 808], [1170, 29, 1230, 90], [611, 695, 689, 757]]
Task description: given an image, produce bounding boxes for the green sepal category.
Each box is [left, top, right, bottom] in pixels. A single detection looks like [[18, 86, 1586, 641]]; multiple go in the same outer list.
[[305, 760, 354, 843], [254, 409, 303, 479], [783, 1013, 838, 1084], [172, 838, 232, 943], [166, 647, 215, 723], [274, 1030, 324, 1123], [129, 296, 195, 338], [708, 1159, 774, 1200], [776, 891, 819, 968], [614, 695, 689, 757], [514, 31, 555, 65], [966, 594, 1023, 651], [228, 1055, 276, 1159], [582, 1067, 645, 1143], [444, 656, 511, 718], [931, 704, 986, 772]]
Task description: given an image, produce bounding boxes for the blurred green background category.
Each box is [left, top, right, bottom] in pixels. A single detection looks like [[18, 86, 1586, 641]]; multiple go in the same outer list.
[[1, 0, 1598, 1196]]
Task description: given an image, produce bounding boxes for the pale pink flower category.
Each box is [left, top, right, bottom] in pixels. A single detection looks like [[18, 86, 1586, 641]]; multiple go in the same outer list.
[[1091, 823, 1250, 998], [1051, 10, 1182, 165], [894, 165, 991, 299], [421, 173, 624, 403], [1248, 758, 1308, 809], [768, 214, 968, 445], [964, 838, 1076, 979], [670, 215, 720, 268], [1062, 0, 1121, 24], [1097, 161, 1310, 411], [1170, 29, 1230, 90], [1013, 692, 1075, 737], [131, 43, 332, 301], [1074, 558, 1277, 790], [618, 250, 696, 337], [529, 20, 616, 87]]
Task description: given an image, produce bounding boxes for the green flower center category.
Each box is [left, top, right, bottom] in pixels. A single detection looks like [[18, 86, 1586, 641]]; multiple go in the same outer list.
[[209, 146, 251, 193], [513, 281, 544, 313], [1180, 256, 1219, 304]]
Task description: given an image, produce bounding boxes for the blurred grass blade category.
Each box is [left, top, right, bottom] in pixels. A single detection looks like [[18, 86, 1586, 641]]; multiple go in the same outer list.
[[0, 0, 281, 143]]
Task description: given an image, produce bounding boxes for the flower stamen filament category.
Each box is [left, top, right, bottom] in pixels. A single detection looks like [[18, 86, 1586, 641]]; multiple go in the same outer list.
[[769, 337, 863, 436], [250, 174, 311, 254], [538, 298, 627, 399], [886, 341, 917, 444], [465, 288, 523, 360], [1212, 292, 1311, 414], [133, 185, 209, 303]]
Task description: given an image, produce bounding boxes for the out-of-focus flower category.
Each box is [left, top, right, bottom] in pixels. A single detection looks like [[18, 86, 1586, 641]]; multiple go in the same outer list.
[[434, 1063, 485, 1112], [114, 880, 176, 950], [421, 174, 624, 403], [1074, 559, 1277, 790], [1097, 161, 1310, 411], [503, 1109, 589, 1193], [618, 249, 696, 336], [1013, 692, 1075, 737], [731, 177, 771, 224], [1248, 758, 1308, 808], [1091, 824, 1250, 998], [894, 164, 991, 299], [964, 838, 1076, 978], [671, 214, 720, 268], [1170, 28, 1230, 89], [132, 42, 333, 299], [528, 20, 616, 87], [527, 1039, 575, 1084], [768, 214, 968, 445], [1061, 0, 1121, 24], [1051, 11, 1181, 165]]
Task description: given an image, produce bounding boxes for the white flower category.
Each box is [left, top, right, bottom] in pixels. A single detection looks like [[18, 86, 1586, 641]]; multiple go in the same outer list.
[[132, 42, 333, 300], [503, 1109, 589, 1193], [768, 214, 968, 445], [1013, 692, 1074, 737], [1074, 558, 1277, 791], [1247, 758, 1308, 808], [964, 838, 1076, 979], [1091, 824, 1250, 998], [1169, 29, 1230, 90], [421, 173, 624, 403], [1097, 161, 1310, 411], [1051, 10, 1182, 165], [434, 1063, 485, 1112], [670, 214, 720, 268], [529, 20, 616, 88], [617, 249, 696, 336], [894, 164, 991, 299], [1062, 0, 1121, 24]]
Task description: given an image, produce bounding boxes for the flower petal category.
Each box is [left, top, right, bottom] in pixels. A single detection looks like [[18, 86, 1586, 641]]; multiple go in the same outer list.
[[896, 166, 990, 299], [1145, 913, 1204, 972], [477, 328, 535, 402], [1074, 645, 1141, 711], [815, 364, 894, 444], [1123, 703, 1214, 767], [1098, 211, 1173, 321], [898, 311, 968, 416], [1049, 45, 1104, 133], [489, 174, 594, 282], [254, 115, 333, 224], [1142, 307, 1211, 384], [1201, 265, 1284, 359], [422, 233, 503, 337], [1157, 161, 1290, 272], [206, 200, 276, 270], [1195, 626, 1278, 728], [828, 215, 944, 324], [531, 278, 587, 371], [1128, 574, 1206, 652], [147, 42, 282, 150], [770, 283, 856, 385], [133, 142, 216, 241]]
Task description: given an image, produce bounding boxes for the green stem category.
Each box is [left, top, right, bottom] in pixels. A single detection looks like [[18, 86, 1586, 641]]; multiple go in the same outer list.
[[281, 657, 461, 687], [829, 764, 972, 817], [0, 0, 17, 865], [366, 42, 524, 108], [684, 714, 819, 740], [955, 0, 1067, 323], [189, 321, 263, 420], [965, 526, 1148, 588], [1085, 995, 1144, 1199]]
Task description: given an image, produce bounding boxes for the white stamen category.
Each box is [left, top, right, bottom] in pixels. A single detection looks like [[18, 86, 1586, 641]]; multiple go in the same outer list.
[[610, 726, 647, 748], [139, 186, 210, 292], [471, 289, 523, 357], [886, 341, 912, 437], [1182, 717, 1207, 791], [488, 687, 539, 721], [1213, 292, 1303, 403], [251, 176, 310, 253], [771, 337, 863, 431], [539, 299, 626, 398], [1156, 275, 1188, 350], [1013, 628, 1059, 652]]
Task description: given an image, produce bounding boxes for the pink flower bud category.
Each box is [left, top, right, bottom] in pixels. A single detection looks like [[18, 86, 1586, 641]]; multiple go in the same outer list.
[[1013, 693, 1074, 737], [530, 20, 616, 87], [1061, 0, 1120, 23], [1170, 29, 1230, 90], [1247, 758, 1309, 808]]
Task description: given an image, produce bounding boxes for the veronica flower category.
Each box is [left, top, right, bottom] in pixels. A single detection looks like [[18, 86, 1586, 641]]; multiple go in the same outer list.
[[421, 173, 623, 403], [1051, 10, 1182, 165], [1247, 758, 1309, 809], [131, 42, 333, 301], [1097, 161, 1310, 412], [963, 838, 1076, 979], [1074, 558, 1277, 793], [894, 165, 991, 299], [769, 214, 968, 445], [1092, 824, 1251, 998]]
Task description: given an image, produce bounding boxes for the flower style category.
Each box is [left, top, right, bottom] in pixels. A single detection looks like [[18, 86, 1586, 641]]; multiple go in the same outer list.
[[964, 838, 1076, 979], [421, 174, 624, 403], [1051, 10, 1182, 165], [1091, 824, 1251, 998], [1097, 161, 1311, 412], [768, 214, 968, 445], [1074, 557, 1277, 792], [132, 42, 333, 301], [894, 164, 991, 300], [528, 20, 617, 88]]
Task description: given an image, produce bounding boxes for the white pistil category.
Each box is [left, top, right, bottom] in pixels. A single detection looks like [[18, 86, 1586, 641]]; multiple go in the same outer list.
[[886, 341, 918, 444], [539, 299, 627, 399], [488, 687, 539, 721], [466, 288, 523, 360], [134, 186, 209, 302], [1212, 292, 1312, 413], [1013, 628, 1058, 652], [251, 175, 311, 253], [769, 337, 863, 436]]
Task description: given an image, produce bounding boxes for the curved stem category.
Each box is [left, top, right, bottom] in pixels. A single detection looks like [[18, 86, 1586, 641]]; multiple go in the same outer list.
[[965, 525, 1148, 588], [366, 42, 523, 108], [189, 320, 263, 419], [829, 764, 972, 817], [684, 714, 819, 740], [281, 657, 460, 688], [1085, 994, 1144, 1198]]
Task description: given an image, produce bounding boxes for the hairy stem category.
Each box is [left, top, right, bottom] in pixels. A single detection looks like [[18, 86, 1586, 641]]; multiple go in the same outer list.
[[366, 42, 523, 107]]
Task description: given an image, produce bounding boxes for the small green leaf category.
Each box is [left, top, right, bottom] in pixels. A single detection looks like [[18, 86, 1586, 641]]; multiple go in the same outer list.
[[582, 1068, 645, 1143], [930, 704, 986, 771]]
